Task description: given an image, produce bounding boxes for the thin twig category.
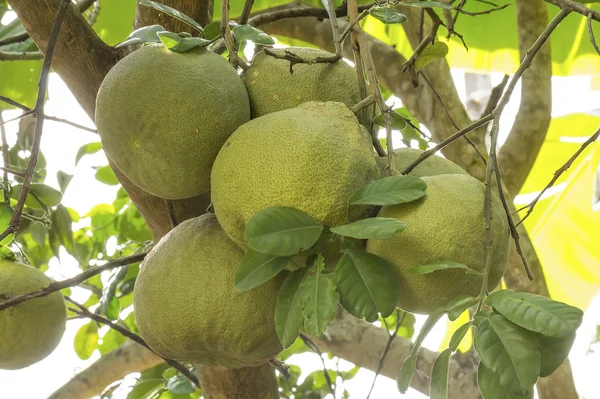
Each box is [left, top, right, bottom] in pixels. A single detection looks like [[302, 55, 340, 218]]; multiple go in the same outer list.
[[0, 109, 35, 128], [246, 4, 372, 27], [0, 96, 30, 111], [0, 253, 147, 311], [268, 359, 291, 379], [482, 74, 510, 117], [402, 9, 442, 85], [338, 9, 369, 44], [588, 12, 600, 56], [0, 113, 8, 189], [45, 116, 97, 133], [0, 166, 26, 177], [544, 0, 600, 22], [0, 51, 43, 61], [0, 0, 72, 243], [322, 0, 343, 57], [517, 127, 600, 226], [456, 4, 511, 16], [476, 8, 571, 312], [65, 297, 200, 388], [239, 0, 254, 25], [262, 48, 341, 74], [350, 95, 376, 115], [300, 334, 336, 397], [220, 0, 249, 70]]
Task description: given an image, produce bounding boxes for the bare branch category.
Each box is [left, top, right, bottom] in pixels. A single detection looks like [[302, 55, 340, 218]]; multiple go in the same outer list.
[[239, 0, 255, 25], [0, 253, 147, 311], [0, 50, 43, 61], [544, 0, 600, 22], [220, 0, 248, 70], [588, 12, 600, 55], [482, 74, 509, 117], [268, 359, 291, 380], [300, 334, 336, 396]]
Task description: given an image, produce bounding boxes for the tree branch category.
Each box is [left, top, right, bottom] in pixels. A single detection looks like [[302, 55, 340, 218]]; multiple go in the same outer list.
[[0, 50, 43, 61], [544, 0, 600, 21]]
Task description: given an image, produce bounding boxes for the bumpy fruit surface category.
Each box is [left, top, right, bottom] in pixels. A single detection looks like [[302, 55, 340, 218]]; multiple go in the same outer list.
[[96, 45, 250, 199], [366, 174, 510, 314], [243, 47, 360, 117], [133, 213, 283, 368], [0, 260, 67, 370], [211, 101, 380, 248], [376, 147, 469, 177]]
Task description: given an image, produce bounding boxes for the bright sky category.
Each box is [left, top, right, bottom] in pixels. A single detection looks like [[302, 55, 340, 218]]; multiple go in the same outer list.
[[1, 27, 600, 399]]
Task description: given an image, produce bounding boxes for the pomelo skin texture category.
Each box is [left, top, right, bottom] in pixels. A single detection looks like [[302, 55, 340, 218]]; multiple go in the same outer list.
[[366, 174, 510, 314], [376, 148, 469, 177], [133, 213, 283, 368], [96, 45, 250, 200], [243, 47, 361, 117], [211, 101, 381, 248], [0, 260, 67, 370]]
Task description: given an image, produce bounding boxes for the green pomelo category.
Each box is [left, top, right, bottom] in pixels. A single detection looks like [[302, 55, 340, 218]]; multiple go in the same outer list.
[[366, 174, 510, 314], [211, 101, 381, 248], [243, 47, 361, 117], [133, 213, 283, 368], [376, 147, 469, 177], [96, 45, 250, 200], [0, 261, 67, 370]]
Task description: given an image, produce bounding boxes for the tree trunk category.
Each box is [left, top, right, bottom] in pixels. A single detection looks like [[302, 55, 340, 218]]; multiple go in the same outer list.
[[197, 364, 279, 399]]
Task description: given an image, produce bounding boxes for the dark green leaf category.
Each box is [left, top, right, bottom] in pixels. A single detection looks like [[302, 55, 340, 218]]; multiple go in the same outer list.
[[74, 322, 99, 360], [415, 42, 449, 71], [157, 31, 211, 52], [446, 295, 479, 321], [56, 170, 73, 193], [430, 349, 452, 399], [330, 217, 406, 240], [350, 175, 427, 206], [138, 0, 204, 34], [115, 24, 164, 48], [449, 321, 473, 351], [474, 314, 540, 393], [334, 249, 397, 321], [75, 142, 102, 165], [369, 6, 408, 24], [538, 332, 576, 377], [397, 311, 444, 393], [410, 261, 482, 276], [235, 249, 292, 292], [485, 290, 583, 338], [246, 207, 323, 256], [403, 1, 453, 9], [11, 183, 62, 209], [167, 374, 195, 394], [94, 165, 119, 186], [232, 24, 275, 45], [374, 109, 409, 129], [276, 268, 309, 348], [204, 20, 221, 40], [477, 362, 533, 399], [301, 255, 339, 337]]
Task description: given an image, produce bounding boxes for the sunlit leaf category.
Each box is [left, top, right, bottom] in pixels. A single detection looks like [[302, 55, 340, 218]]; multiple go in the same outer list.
[[74, 322, 99, 360], [94, 165, 120, 186], [369, 6, 408, 24], [157, 31, 211, 52], [115, 24, 164, 48], [232, 24, 275, 45], [75, 142, 102, 165], [350, 175, 427, 205], [415, 42, 449, 71]]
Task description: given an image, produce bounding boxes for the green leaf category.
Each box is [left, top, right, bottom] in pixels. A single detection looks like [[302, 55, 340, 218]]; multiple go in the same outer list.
[[350, 175, 427, 206], [126, 379, 165, 399], [56, 170, 73, 193], [474, 314, 540, 393], [104, 295, 121, 320], [11, 183, 62, 209], [157, 31, 211, 52], [369, 6, 408, 24], [162, 368, 178, 380], [485, 290, 583, 339], [232, 24, 275, 45], [74, 322, 99, 360], [138, 0, 204, 34], [235, 249, 292, 292], [402, 1, 453, 9], [397, 311, 444, 393], [445, 295, 478, 321], [167, 374, 195, 394], [301, 255, 339, 337], [538, 332, 576, 377], [374, 109, 409, 129], [410, 261, 482, 276], [204, 20, 221, 40], [75, 142, 102, 165], [415, 42, 449, 71], [430, 349, 452, 399], [334, 249, 397, 322], [49, 205, 74, 257], [94, 165, 120, 186], [246, 207, 323, 257], [449, 321, 473, 351], [98, 327, 127, 355], [478, 362, 534, 399], [330, 218, 406, 240], [275, 268, 308, 348], [115, 24, 164, 48]]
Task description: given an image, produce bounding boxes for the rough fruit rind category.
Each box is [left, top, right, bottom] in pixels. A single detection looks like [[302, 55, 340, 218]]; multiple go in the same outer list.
[[0, 260, 67, 370], [133, 213, 283, 368], [243, 47, 361, 117], [211, 101, 381, 248], [96, 45, 250, 200], [366, 174, 510, 314]]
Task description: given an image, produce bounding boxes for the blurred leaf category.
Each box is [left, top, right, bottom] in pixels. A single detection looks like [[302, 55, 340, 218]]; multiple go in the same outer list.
[[430, 349, 452, 399], [75, 142, 102, 165], [49, 205, 74, 257], [246, 207, 323, 257], [301, 255, 339, 337], [276, 268, 308, 348], [126, 379, 165, 399], [157, 31, 211, 52], [74, 322, 99, 360], [56, 170, 73, 193], [138, 0, 204, 33], [446, 295, 478, 321], [98, 327, 127, 355], [95, 165, 120, 186], [403, 1, 452, 9], [115, 24, 164, 48], [374, 109, 409, 129], [350, 175, 427, 205], [411, 261, 482, 276], [415, 42, 449, 71], [167, 374, 195, 394], [232, 24, 275, 45], [369, 6, 408, 24], [235, 249, 291, 292], [11, 183, 62, 209], [331, 217, 406, 240]]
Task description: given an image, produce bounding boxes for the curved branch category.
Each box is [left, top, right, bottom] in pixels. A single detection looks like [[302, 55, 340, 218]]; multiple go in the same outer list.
[[498, 0, 553, 197]]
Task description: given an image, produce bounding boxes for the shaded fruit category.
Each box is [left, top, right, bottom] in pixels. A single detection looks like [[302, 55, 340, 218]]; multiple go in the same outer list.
[[133, 213, 283, 368], [376, 147, 468, 177], [366, 174, 509, 314], [211, 101, 380, 248], [243, 47, 361, 117], [96, 45, 250, 199], [0, 261, 67, 370]]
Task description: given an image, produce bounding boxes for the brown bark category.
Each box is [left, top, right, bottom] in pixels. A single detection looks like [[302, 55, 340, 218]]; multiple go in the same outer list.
[[135, 0, 212, 31], [197, 364, 279, 399]]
